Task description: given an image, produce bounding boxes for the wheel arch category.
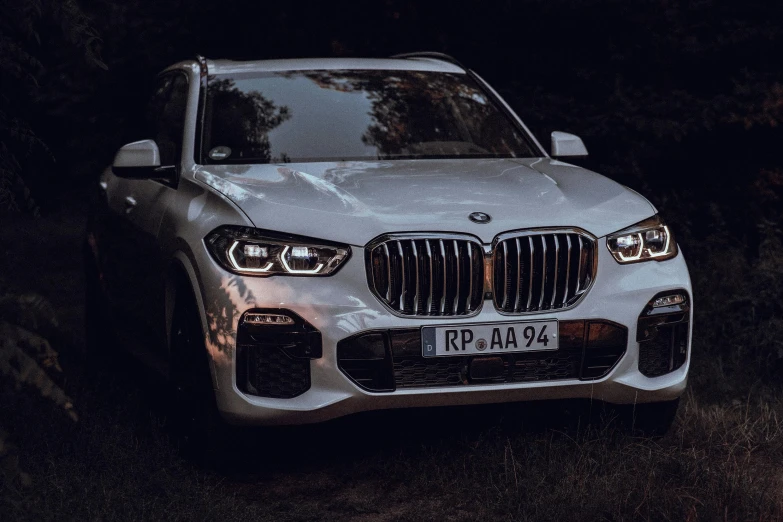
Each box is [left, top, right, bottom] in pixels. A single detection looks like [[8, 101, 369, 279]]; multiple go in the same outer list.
[[165, 251, 216, 386]]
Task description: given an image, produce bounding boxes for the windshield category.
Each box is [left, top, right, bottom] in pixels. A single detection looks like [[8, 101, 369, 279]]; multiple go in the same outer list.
[[202, 69, 539, 163]]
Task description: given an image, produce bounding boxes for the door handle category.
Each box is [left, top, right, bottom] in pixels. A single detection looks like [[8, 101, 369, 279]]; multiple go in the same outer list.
[[124, 196, 137, 212]]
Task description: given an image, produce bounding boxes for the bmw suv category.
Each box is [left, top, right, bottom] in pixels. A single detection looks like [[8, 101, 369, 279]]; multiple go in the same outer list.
[[85, 53, 692, 435]]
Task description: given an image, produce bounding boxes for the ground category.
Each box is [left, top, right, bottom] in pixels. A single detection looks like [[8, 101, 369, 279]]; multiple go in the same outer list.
[[1, 196, 782, 521]]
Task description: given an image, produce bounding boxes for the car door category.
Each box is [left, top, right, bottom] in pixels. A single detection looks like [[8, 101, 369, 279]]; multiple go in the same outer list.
[[104, 72, 189, 363]]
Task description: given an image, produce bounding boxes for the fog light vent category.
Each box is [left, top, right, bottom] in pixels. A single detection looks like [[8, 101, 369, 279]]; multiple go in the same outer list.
[[638, 291, 690, 377], [236, 309, 320, 398]]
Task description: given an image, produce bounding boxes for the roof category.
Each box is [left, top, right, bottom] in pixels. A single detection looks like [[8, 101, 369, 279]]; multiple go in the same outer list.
[[203, 57, 466, 74]]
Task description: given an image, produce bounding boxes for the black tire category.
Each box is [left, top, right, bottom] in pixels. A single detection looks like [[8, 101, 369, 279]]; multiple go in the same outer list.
[[83, 242, 117, 367], [169, 289, 233, 466], [620, 398, 680, 437]]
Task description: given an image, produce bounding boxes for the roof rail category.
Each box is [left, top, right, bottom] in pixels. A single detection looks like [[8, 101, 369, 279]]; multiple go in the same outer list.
[[391, 51, 467, 71], [195, 54, 208, 77]]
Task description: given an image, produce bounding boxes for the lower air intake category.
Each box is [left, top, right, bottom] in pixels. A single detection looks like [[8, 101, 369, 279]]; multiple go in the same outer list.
[[337, 321, 627, 392], [637, 292, 690, 378], [235, 309, 321, 399]]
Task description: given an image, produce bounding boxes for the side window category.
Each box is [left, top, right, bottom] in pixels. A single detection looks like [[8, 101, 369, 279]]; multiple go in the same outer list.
[[145, 73, 189, 167]]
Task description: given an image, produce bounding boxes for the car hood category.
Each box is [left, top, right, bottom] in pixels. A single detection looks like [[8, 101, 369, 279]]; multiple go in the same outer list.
[[194, 158, 656, 246]]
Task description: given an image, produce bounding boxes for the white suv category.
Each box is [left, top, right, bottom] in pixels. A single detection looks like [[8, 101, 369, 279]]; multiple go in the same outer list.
[[85, 53, 692, 435]]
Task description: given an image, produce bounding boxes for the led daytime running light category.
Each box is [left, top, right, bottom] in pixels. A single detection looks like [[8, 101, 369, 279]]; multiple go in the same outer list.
[[646, 225, 672, 258], [606, 215, 677, 264], [280, 245, 324, 274], [652, 293, 685, 308], [244, 313, 295, 325], [616, 233, 644, 262], [228, 241, 273, 272]]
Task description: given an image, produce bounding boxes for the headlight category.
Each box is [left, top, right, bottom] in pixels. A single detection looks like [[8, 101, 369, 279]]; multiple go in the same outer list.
[[205, 226, 350, 276], [606, 215, 677, 263]]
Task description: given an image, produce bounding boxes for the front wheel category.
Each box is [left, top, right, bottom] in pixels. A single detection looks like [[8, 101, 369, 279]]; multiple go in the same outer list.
[[83, 241, 117, 367], [169, 291, 232, 465]]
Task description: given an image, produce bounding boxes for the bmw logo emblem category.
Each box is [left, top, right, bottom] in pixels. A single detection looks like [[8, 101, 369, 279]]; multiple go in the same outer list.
[[469, 212, 491, 224]]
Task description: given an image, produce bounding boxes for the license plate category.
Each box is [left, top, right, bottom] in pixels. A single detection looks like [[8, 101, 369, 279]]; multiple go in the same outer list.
[[421, 320, 558, 357]]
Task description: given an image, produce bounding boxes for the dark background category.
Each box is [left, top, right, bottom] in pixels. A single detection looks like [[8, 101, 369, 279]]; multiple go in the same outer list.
[[2, 0, 783, 519], [6, 0, 781, 372], [6, 1, 783, 243]]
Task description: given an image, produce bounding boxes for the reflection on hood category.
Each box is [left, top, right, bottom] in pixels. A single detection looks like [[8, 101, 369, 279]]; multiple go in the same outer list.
[[195, 158, 655, 245]]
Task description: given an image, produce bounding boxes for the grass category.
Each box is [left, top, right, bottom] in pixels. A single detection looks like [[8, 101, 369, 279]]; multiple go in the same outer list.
[[2, 197, 783, 521]]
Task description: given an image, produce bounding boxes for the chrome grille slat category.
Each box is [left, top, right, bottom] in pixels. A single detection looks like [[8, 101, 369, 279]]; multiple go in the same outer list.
[[397, 240, 405, 311], [424, 240, 433, 314], [493, 230, 595, 314], [467, 242, 474, 312], [526, 236, 534, 311], [369, 235, 484, 317], [538, 235, 547, 310], [453, 240, 460, 315], [550, 235, 560, 309], [368, 230, 594, 317], [501, 241, 510, 310], [411, 240, 419, 315], [514, 237, 523, 313], [576, 236, 584, 294], [439, 240, 447, 315], [382, 243, 391, 301], [563, 234, 572, 307]]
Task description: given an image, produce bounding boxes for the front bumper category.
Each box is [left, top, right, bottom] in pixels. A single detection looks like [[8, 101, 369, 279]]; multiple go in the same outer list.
[[195, 237, 692, 426]]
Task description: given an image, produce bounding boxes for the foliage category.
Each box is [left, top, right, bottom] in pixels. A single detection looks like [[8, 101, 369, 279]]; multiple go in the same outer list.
[[687, 176, 783, 380], [0, 291, 77, 486], [0, 0, 105, 213], [3, 377, 783, 520]]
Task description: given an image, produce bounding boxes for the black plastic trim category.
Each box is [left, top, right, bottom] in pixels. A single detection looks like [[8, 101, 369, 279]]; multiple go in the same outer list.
[[111, 165, 177, 182], [363, 232, 486, 319], [237, 308, 322, 359], [391, 51, 467, 71], [637, 290, 691, 378], [194, 55, 209, 165], [336, 330, 395, 392], [336, 319, 628, 392], [637, 289, 691, 343], [581, 319, 629, 380], [235, 308, 321, 399]]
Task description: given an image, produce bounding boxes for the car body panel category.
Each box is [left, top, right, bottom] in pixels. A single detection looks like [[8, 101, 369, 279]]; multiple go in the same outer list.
[[87, 56, 692, 427], [181, 232, 692, 425], [109, 177, 175, 351], [194, 158, 656, 245]]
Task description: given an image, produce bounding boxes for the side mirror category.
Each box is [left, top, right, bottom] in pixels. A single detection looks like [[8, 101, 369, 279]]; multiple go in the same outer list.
[[112, 139, 169, 179], [551, 131, 588, 158]]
